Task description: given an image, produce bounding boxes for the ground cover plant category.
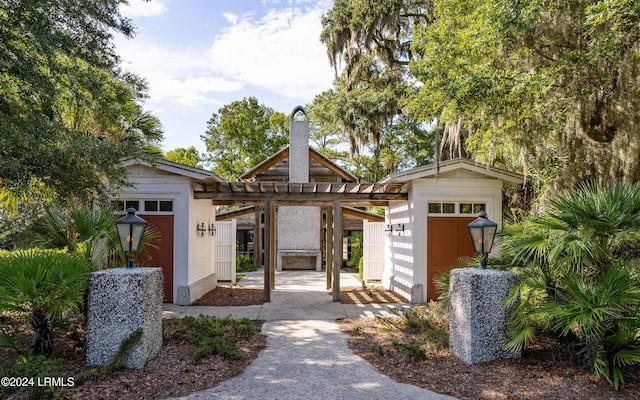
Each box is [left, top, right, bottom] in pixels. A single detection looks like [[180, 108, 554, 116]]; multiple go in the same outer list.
[[0, 314, 265, 399]]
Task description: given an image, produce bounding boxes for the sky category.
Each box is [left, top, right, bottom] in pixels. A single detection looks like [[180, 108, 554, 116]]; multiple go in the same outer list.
[[116, 0, 336, 154]]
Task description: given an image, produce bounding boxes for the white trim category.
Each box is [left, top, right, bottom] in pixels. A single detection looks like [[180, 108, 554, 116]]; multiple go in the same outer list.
[[382, 158, 524, 184]]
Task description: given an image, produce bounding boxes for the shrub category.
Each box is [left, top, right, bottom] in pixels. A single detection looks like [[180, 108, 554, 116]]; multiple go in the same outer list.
[[170, 315, 260, 360], [346, 232, 363, 278], [0, 354, 69, 399], [236, 253, 257, 272], [502, 182, 640, 390], [0, 250, 91, 356]]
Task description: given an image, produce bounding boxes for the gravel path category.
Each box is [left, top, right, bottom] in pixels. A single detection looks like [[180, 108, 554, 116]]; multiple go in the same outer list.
[[166, 320, 456, 400]]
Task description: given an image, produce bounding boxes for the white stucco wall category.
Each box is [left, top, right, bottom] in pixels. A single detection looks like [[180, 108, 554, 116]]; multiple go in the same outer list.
[[384, 174, 505, 303]]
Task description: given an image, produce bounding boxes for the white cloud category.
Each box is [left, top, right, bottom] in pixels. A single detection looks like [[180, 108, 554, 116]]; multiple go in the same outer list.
[[120, 0, 168, 18], [114, 37, 244, 110], [222, 12, 239, 25], [209, 5, 334, 101], [146, 73, 241, 108]]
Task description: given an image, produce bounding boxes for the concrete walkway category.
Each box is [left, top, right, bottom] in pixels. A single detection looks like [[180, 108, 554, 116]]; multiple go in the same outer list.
[[163, 269, 456, 400]]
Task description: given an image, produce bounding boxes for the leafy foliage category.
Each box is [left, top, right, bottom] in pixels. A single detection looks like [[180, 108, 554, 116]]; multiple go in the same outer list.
[[202, 97, 289, 181], [164, 146, 204, 168], [169, 315, 260, 360], [502, 182, 640, 390], [0, 354, 69, 399], [236, 253, 258, 272], [382, 306, 449, 360], [0, 0, 162, 203], [0, 250, 91, 355]]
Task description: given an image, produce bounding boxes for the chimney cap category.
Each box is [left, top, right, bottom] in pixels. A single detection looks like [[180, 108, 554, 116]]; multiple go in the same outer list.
[[290, 105, 308, 122]]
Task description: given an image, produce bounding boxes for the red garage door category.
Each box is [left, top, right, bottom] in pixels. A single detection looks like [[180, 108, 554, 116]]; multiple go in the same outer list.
[[427, 217, 476, 301], [138, 214, 174, 303]]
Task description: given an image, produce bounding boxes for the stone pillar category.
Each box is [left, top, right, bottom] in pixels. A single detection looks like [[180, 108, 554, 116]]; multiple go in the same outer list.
[[449, 268, 520, 364], [86, 268, 163, 369]]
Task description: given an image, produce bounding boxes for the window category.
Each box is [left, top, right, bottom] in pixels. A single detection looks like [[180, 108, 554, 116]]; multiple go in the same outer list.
[[145, 200, 158, 212], [428, 202, 455, 214], [125, 200, 140, 211], [460, 203, 485, 214], [112, 199, 173, 213], [428, 202, 487, 215], [159, 201, 173, 212]]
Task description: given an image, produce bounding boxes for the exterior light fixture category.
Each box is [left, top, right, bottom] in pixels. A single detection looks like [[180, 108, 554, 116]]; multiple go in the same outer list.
[[467, 211, 498, 268], [394, 223, 405, 236], [196, 222, 206, 237], [385, 224, 393, 236], [209, 223, 217, 236], [115, 208, 148, 268]]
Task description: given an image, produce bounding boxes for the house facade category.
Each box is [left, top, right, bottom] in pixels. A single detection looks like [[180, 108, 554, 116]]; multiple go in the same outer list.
[[116, 107, 523, 306], [382, 159, 524, 302], [113, 158, 221, 305]]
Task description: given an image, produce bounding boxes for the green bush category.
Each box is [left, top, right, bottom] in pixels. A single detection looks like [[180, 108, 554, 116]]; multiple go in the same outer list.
[[171, 315, 260, 360], [236, 253, 258, 272], [382, 306, 449, 358], [346, 232, 363, 278], [0, 354, 69, 399], [502, 182, 640, 390], [0, 250, 91, 355]]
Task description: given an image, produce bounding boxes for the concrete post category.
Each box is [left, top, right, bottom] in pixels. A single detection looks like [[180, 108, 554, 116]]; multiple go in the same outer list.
[[86, 268, 163, 369], [449, 268, 520, 364]]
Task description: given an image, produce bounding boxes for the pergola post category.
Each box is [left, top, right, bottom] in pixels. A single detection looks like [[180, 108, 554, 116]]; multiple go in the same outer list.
[[263, 200, 271, 302], [326, 207, 333, 291], [253, 206, 261, 266], [332, 200, 342, 301], [270, 202, 276, 290]]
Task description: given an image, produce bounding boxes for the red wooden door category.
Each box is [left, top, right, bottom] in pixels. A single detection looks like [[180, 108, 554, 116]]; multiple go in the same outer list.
[[138, 214, 174, 302], [427, 217, 476, 301]]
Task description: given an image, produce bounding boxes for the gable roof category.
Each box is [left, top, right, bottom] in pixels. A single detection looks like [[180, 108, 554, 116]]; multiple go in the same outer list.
[[382, 158, 524, 184], [123, 158, 223, 182], [238, 146, 357, 183]]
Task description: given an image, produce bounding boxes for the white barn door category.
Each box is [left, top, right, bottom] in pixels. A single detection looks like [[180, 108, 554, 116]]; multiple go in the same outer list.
[[214, 220, 237, 283], [363, 220, 385, 282]]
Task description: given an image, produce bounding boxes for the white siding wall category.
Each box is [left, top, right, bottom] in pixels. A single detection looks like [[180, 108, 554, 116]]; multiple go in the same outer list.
[[384, 199, 414, 301], [187, 195, 216, 285]]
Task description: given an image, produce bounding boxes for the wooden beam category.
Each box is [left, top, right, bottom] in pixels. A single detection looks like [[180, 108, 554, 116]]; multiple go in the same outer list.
[[263, 199, 271, 302], [326, 207, 333, 291], [253, 206, 261, 266], [332, 200, 342, 302], [270, 202, 276, 290]]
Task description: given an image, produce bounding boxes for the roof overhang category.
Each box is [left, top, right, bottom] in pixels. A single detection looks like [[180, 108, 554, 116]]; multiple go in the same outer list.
[[382, 158, 524, 184], [123, 158, 222, 182]]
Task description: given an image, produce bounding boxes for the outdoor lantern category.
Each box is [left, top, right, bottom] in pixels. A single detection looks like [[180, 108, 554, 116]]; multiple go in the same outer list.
[[394, 223, 405, 236], [467, 210, 498, 268], [209, 223, 217, 236], [115, 208, 148, 268], [196, 222, 206, 237], [384, 224, 393, 236]]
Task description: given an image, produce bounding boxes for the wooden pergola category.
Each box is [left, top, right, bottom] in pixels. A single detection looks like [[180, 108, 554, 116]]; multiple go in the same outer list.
[[195, 179, 408, 302]]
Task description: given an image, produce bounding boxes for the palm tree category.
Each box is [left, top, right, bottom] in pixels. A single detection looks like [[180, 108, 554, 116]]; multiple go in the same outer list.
[[502, 182, 640, 389], [0, 250, 91, 356]]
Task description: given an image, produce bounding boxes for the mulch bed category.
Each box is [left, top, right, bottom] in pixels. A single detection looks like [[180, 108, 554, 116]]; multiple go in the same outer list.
[[339, 285, 408, 304], [192, 286, 265, 306], [339, 316, 640, 400]]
